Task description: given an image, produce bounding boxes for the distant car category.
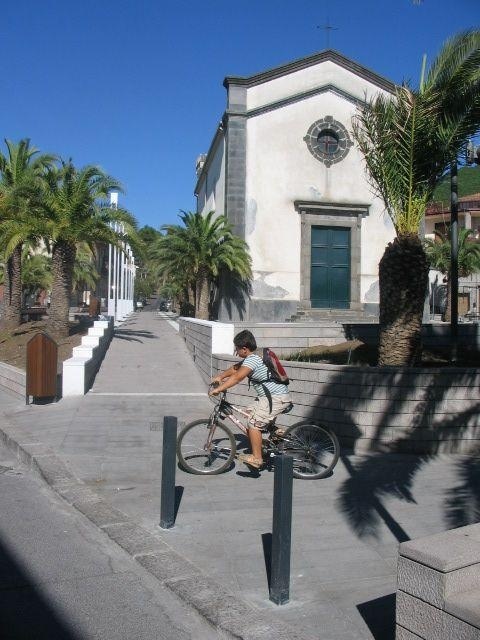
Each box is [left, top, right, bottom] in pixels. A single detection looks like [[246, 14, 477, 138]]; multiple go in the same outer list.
[[160, 300, 172, 311], [136, 300, 143, 309]]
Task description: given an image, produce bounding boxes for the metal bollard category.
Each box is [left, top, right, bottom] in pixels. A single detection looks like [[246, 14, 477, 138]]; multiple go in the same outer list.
[[160, 416, 177, 529], [270, 454, 293, 605]]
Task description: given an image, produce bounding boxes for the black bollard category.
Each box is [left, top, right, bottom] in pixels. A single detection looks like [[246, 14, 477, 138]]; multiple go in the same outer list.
[[270, 454, 293, 605], [160, 416, 177, 529]]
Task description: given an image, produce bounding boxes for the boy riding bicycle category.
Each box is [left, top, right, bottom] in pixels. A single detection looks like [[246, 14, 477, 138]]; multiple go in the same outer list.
[[209, 330, 291, 469]]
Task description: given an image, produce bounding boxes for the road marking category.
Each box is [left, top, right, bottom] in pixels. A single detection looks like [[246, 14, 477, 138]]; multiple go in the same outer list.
[[90, 392, 207, 396]]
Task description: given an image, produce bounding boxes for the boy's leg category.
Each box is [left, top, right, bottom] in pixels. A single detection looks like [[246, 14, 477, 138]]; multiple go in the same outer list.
[[247, 427, 263, 461]]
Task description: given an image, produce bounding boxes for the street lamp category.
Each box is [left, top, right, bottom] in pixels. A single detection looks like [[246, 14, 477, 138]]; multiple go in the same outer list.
[[450, 159, 459, 363], [451, 140, 480, 363]]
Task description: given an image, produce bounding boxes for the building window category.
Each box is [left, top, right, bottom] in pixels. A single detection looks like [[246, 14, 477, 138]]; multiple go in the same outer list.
[[304, 116, 353, 168], [317, 130, 339, 155]]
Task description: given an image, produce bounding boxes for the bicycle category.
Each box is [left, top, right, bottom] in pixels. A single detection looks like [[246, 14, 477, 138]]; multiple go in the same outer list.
[[176, 388, 340, 479]]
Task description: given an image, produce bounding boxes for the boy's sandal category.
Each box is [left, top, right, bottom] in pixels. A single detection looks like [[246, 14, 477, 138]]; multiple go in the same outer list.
[[238, 453, 265, 470]]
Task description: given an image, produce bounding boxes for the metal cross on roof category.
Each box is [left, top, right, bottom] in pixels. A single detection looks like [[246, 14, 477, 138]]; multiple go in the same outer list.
[[316, 17, 338, 49]]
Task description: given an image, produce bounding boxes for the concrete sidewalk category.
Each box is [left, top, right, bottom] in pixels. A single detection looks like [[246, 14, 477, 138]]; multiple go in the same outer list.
[[0, 312, 471, 639]]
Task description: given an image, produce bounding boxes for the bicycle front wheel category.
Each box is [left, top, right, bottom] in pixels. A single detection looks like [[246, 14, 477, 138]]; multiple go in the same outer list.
[[177, 418, 236, 475], [281, 422, 340, 479]]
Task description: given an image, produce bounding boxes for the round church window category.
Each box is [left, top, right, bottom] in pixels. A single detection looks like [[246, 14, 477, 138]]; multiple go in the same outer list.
[[317, 130, 339, 155], [304, 117, 353, 167]]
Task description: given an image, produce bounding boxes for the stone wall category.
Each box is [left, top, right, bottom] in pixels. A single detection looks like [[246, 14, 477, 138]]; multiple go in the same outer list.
[[347, 322, 480, 350], [233, 321, 347, 355], [397, 523, 480, 639], [179, 318, 480, 454], [0, 362, 26, 398]]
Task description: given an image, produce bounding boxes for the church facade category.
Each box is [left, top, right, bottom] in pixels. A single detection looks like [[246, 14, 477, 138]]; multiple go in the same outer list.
[[194, 50, 397, 322]]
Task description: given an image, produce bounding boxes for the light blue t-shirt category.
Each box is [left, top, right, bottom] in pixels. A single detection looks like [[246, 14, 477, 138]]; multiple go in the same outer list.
[[242, 353, 289, 398]]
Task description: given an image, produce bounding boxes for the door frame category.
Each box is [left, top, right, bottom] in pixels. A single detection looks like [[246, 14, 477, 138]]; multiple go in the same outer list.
[[295, 201, 369, 310]]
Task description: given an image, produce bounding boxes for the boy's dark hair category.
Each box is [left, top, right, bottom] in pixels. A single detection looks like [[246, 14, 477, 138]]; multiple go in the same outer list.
[[234, 330, 257, 351]]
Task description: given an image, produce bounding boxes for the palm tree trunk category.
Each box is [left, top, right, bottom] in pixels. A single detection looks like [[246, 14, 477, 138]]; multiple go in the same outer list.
[[49, 242, 76, 337], [1, 244, 23, 330], [195, 270, 210, 320], [378, 234, 429, 366]]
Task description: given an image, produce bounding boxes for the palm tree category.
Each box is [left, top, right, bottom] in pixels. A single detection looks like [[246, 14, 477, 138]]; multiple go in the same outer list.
[[0, 139, 55, 329], [425, 228, 480, 321], [152, 211, 252, 319], [72, 244, 100, 296], [41, 161, 137, 336], [21, 252, 52, 303], [352, 30, 480, 365]]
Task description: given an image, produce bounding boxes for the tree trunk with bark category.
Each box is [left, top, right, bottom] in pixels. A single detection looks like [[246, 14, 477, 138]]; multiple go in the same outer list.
[[378, 234, 430, 366], [1, 244, 23, 330], [195, 270, 210, 320], [48, 242, 76, 338]]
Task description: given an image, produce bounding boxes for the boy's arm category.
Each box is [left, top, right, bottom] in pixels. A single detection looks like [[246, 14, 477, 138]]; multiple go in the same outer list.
[[209, 365, 252, 395], [211, 364, 238, 384]]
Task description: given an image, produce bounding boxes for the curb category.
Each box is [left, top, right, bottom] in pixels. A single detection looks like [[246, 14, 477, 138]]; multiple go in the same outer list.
[[0, 410, 309, 640]]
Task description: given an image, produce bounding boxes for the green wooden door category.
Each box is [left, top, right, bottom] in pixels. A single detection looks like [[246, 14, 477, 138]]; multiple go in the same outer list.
[[310, 226, 350, 308]]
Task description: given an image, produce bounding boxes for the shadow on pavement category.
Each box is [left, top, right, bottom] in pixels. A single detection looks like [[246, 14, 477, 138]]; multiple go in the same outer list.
[[261, 532, 272, 592], [357, 592, 396, 640], [0, 537, 82, 640], [174, 486, 184, 522], [444, 442, 480, 528], [305, 361, 480, 541], [339, 454, 410, 543]]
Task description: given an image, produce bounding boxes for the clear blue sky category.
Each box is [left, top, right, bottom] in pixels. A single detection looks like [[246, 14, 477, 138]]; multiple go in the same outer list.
[[1, 0, 477, 229]]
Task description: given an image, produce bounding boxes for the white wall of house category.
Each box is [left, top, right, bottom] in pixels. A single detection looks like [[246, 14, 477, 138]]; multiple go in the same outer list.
[[196, 133, 226, 217], [244, 85, 394, 304]]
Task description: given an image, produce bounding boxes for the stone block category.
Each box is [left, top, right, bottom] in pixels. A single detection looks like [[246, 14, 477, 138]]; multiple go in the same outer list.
[[75, 500, 130, 527], [136, 551, 201, 583], [165, 574, 254, 635], [399, 523, 480, 572], [446, 588, 480, 630], [398, 555, 480, 609], [395, 626, 423, 639], [101, 522, 167, 557], [397, 591, 455, 639], [33, 454, 77, 485]]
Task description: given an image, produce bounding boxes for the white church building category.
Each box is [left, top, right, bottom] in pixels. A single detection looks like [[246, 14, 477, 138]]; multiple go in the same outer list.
[[194, 50, 398, 322]]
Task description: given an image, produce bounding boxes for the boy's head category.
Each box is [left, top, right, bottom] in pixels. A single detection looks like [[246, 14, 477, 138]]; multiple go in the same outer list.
[[233, 330, 257, 353]]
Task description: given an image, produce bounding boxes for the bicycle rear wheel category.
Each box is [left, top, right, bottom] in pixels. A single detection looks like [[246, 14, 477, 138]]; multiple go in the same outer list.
[[177, 418, 236, 475], [281, 422, 340, 479]]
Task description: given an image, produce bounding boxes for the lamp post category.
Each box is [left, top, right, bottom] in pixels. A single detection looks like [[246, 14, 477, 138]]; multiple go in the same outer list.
[[450, 160, 459, 363], [451, 140, 480, 362]]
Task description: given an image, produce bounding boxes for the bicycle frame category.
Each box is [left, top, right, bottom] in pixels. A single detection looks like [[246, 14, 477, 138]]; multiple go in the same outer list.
[[211, 395, 251, 436]]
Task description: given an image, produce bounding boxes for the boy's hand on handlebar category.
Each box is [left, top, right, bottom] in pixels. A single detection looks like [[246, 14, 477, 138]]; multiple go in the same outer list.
[[209, 388, 221, 396], [209, 381, 221, 396]]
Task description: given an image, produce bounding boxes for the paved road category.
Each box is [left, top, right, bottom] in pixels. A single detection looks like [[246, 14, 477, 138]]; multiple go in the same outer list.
[[0, 311, 474, 640], [0, 439, 223, 640]]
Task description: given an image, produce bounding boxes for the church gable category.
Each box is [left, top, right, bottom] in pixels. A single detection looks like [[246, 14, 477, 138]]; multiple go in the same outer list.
[[224, 50, 395, 115]]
